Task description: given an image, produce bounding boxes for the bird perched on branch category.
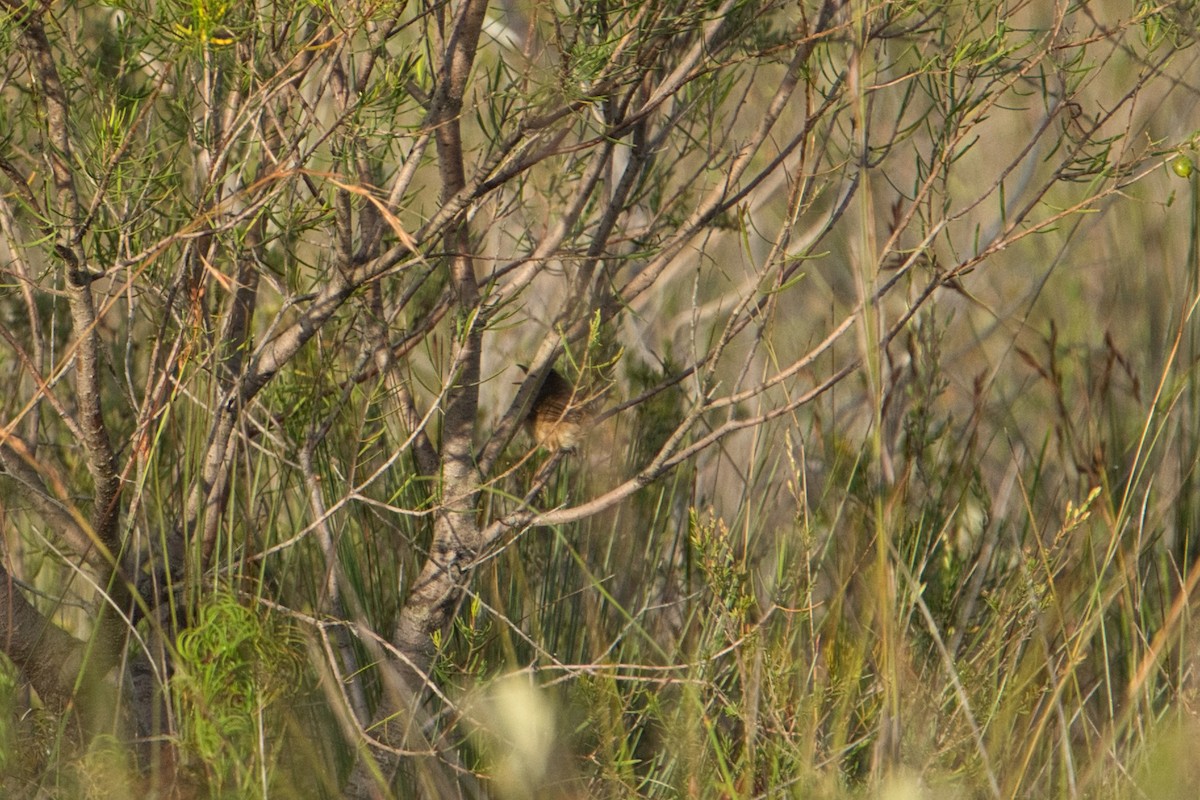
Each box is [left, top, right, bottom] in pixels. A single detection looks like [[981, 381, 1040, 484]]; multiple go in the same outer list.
[[524, 367, 590, 452]]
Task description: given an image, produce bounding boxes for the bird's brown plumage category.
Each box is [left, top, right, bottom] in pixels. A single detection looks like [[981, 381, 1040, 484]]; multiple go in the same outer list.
[[525, 368, 589, 451]]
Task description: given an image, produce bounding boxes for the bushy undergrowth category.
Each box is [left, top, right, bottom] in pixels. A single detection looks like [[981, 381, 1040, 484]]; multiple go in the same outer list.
[[2, 0, 1200, 798]]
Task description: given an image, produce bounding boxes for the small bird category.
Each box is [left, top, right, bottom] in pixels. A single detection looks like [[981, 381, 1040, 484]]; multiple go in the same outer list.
[[524, 367, 589, 452]]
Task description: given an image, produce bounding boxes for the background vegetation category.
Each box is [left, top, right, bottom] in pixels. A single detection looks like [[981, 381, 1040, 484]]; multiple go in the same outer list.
[[1, 0, 1199, 797]]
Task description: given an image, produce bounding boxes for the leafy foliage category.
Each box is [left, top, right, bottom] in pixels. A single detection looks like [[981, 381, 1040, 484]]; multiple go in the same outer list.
[[0, 0, 1199, 798]]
